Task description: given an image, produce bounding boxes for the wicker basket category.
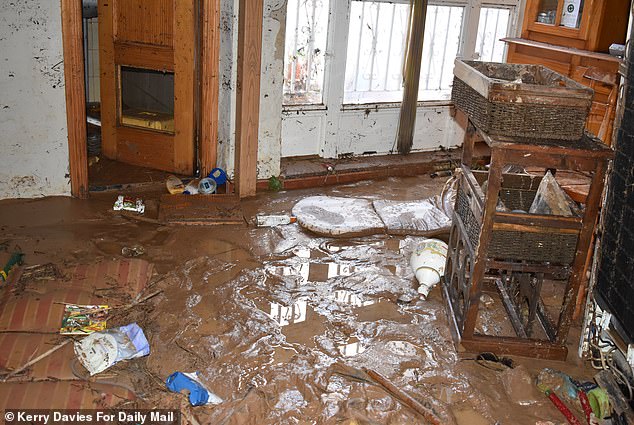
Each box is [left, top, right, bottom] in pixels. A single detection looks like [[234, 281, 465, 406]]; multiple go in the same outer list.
[[455, 172, 579, 265], [452, 60, 593, 141]]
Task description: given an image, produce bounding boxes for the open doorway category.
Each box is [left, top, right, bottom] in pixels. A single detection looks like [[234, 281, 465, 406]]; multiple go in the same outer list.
[[80, 0, 198, 191]]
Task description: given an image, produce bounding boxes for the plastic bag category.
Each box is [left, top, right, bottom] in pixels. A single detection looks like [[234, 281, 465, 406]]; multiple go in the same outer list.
[[74, 323, 150, 375]]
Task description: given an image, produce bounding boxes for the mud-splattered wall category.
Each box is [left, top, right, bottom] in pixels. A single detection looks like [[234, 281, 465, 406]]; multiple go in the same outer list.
[[217, 0, 284, 181], [0, 0, 70, 199]]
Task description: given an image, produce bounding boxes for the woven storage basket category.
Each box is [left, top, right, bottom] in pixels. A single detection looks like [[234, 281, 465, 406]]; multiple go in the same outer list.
[[452, 60, 593, 141], [455, 174, 579, 265]]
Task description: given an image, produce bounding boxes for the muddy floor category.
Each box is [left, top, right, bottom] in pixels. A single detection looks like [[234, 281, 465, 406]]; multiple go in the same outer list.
[[0, 176, 595, 424]]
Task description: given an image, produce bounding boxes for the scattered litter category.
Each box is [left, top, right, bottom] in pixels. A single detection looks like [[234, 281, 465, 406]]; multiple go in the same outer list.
[[18, 263, 62, 282], [113, 195, 145, 214], [184, 179, 200, 195], [479, 293, 495, 307], [255, 214, 297, 227], [121, 245, 145, 258], [430, 169, 453, 178], [1, 252, 24, 282], [166, 372, 223, 406], [474, 352, 515, 371], [74, 323, 150, 375], [208, 167, 227, 186], [410, 239, 448, 297], [166, 175, 185, 194], [60, 304, 109, 335], [586, 387, 610, 420], [198, 177, 217, 195], [537, 383, 582, 425]]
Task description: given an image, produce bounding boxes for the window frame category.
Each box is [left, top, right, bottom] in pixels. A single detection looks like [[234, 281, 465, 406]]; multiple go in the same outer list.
[[282, 0, 524, 112]]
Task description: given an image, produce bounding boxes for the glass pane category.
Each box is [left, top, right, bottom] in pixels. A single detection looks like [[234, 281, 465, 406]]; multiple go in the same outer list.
[[344, 1, 410, 103], [343, 2, 463, 104], [475, 7, 511, 63], [119, 66, 174, 133], [418, 5, 464, 100], [536, 0, 558, 25], [283, 0, 330, 105], [560, 0, 584, 29]]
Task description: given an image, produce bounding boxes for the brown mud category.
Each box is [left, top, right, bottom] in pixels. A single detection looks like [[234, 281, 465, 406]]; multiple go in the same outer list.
[[0, 176, 594, 424]]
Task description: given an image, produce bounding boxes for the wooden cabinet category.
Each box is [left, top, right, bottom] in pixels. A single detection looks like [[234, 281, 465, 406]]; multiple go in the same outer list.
[[505, 0, 630, 145]]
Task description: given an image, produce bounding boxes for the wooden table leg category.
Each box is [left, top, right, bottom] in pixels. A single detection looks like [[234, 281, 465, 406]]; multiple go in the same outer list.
[[556, 159, 608, 344]]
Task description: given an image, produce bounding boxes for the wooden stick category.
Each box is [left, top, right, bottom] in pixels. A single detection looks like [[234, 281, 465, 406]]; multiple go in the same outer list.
[[363, 368, 445, 425], [2, 339, 71, 382]]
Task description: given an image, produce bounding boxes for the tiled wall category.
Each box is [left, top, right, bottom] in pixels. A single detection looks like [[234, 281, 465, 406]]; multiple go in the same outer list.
[[85, 17, 100, 104]]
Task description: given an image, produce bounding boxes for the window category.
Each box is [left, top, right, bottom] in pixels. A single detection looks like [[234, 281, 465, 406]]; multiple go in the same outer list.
[[283, 0, 330, 105], [475, 7, 511, 62], [344, 2, 410, 103], [282, 0, 519, 106], [344, 2, 464, 103], [418, 5, 464, 100]]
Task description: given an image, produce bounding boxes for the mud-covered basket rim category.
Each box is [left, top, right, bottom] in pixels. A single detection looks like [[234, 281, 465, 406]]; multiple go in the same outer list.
[[451, 60, 594, 141]]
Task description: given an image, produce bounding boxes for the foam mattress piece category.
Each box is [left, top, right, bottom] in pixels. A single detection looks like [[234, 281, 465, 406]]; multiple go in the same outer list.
[[292, 196, 386, 237], [373, 199, 451, 236]]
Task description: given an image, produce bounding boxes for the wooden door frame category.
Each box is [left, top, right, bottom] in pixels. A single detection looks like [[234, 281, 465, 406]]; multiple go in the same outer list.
[[61, 0, 220, 198], [61, 0, 89, 199]]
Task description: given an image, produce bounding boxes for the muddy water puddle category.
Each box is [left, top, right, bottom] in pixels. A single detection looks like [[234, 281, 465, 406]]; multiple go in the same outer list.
[[0, 180, 597, 424]]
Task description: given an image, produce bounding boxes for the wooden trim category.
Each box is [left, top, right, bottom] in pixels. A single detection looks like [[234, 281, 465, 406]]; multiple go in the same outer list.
[[98, 0, 117, 159], [494, 211, 583, 230], [492, 222, 581, 235], [200, 0, 221, 176], [173, 0, 196, 175], [235, 0, 264, 198], [502, 38, 622, 63], [114, 41, 174, 71], [61, 0, 88, 199]]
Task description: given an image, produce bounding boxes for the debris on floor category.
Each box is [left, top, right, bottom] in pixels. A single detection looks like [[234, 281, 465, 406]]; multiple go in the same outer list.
[[59, 304, 109, 335], [255, 214, 297, 227], [1, 251, 24, 283], [0, 175, 623, 423], [113, 195, 145, 214], [410, 238, 448, 297], [166, 371, 223, 406], [122, 244, 145, 258], [74, 322, 150, 375]]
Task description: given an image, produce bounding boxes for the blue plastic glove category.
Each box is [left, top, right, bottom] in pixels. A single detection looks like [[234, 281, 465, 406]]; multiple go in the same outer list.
[[165, 372, 210, 406]]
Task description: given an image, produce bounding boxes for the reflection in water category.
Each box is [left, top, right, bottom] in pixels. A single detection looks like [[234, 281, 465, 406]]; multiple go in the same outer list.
[[332, 290, 376, 307], [338, 338, 366, 357], [269, 298, 308, 326]]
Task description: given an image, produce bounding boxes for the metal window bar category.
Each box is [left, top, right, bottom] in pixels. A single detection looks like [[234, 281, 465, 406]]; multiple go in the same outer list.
[[304, 0, 318, 92], [289, 2, 301, 93], [353, 3, 366, 92], [436, 6, 453, 90], [367, 3, 381, 91], [423, 6, 439, 90], [383, 5, 397, 89], [477, 7, 511, 62]]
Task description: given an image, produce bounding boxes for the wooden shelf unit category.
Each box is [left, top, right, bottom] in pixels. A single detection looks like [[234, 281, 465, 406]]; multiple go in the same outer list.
[[504, 0, 630, 146], [442, 120, 613, 360]]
